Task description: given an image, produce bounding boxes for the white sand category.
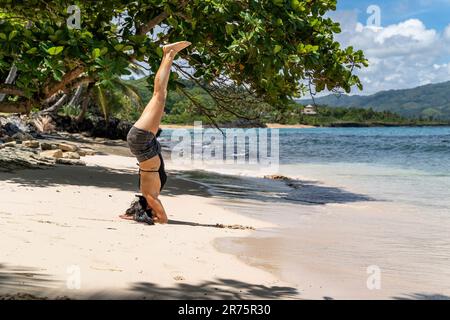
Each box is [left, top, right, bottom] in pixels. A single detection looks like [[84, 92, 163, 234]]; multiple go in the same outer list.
[[0, 154, 299, 299]]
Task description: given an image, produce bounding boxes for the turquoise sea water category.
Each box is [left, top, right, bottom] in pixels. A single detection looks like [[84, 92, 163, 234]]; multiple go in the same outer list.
[[162, 127, 450, 299], [279, 127, 450, 174]]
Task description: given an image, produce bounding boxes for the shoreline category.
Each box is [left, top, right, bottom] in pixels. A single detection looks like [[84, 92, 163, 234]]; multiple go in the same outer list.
[[159, 123, 316, 129], [0, 149, 299, 299], [159, 123, 450, 129], [169, 158, 450, 300]]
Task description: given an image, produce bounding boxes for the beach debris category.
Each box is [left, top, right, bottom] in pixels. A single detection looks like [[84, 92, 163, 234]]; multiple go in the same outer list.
[[0, 147, 55, 171], [1, 141, 17, 148], [173, 275, 185, 281], [62, 151, 81, 160], [264, 174, 303, 189], [1, 115, 102, 170], [40, 142, 56, 150], [58, 142, 78, 152], [78, 147, 96, 156], [55, 158, 86, 166], [22, 140, 40, 148], [12, 131, 34, 141], [40, 149, 63, 159], [264, 174, 290, 181], [215, 223, 255, 230], [0, 293, 70, 300], [33, 115, 55, 133]]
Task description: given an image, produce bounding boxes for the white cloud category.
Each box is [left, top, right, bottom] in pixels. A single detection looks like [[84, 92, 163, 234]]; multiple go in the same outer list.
[[444, 24, 450, 40], [333, 17, 450, 95]]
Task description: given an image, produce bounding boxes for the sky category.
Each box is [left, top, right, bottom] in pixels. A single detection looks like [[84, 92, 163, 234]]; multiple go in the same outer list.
[[327, 0, 450, 95]]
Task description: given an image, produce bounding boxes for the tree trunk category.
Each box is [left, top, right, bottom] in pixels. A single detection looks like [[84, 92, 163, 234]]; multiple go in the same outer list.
[[0, 101, 28, 113], [40, 94, 68, 114], [68, 85, 84, 107], [0, 65, 18, 102], [76, 85, 93, 123], [43, 66, 85, 98]]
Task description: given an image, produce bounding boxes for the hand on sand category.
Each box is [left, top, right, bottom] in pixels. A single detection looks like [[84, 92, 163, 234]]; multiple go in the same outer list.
[[119, 214, 134, 221], [163, 41, 191, 58]]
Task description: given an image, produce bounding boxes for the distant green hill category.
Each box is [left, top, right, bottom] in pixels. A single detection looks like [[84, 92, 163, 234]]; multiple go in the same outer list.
[[301, 81, 450, 120], [122, 78, 441, 127]]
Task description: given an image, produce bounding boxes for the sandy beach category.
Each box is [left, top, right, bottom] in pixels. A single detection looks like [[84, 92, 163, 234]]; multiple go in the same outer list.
[[265, 123, 316, 129], [159, 123, 316, 129], [0, 149, 299, 299]]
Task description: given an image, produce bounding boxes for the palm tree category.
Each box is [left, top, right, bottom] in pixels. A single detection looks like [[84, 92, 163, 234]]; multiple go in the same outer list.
[[91, 77, 144, 121]]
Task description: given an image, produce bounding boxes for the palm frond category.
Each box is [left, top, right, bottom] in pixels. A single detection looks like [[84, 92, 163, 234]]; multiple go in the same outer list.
[[111, 78, 144, 108], [128, 61, 146, 76], [95, 85, 108, 119]]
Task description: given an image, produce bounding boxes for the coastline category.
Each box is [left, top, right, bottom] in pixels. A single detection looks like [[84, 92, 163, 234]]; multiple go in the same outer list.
[[159, 123, 450, 129], [0, 148, 299, 299], [159, 123, 314, 129]]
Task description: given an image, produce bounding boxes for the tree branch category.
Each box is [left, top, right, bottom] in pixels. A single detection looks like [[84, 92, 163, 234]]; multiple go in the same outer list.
[[138, 11, 169, 35], [178, 87, 223, 134], [173, 63, 257, 121], [0, 84, 25, 97], [0, 101, 30, 114], [43, 76, 93, 103], [40, 94, 68, 114], [43, 66, 85, 98], [61, 76, 93, 94], [137, 0, 190, 35]]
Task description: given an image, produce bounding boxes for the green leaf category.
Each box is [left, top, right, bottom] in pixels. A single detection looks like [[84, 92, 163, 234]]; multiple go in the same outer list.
[[122, 45, 133, 52], [0, 33, 7, 40], [26, 47, 38, 54], [273, 45, 282, 54], [225, 23, 234, 35], [9, 30, 18, 41], [81, 31, 93, 39], [272, 0, 284, 7], [92, 48, 101, 59], [114, 44, 124, 51], [47, 46, 64, 55], [156, 47, 163, 58]]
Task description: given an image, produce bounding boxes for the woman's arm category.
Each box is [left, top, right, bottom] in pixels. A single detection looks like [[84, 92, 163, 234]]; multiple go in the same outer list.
[[144, 194, 168, 224]]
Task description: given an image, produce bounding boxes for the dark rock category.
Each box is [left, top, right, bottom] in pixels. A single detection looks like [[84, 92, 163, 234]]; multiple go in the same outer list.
[[40, 142, 54, 150], [51, 115, 132, 140], [12, 132, 34, 141], [55, 158, 86, 166]]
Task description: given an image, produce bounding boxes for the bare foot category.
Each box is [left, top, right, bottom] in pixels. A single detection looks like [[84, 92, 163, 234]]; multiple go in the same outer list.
[[163, 41, 191, 56]]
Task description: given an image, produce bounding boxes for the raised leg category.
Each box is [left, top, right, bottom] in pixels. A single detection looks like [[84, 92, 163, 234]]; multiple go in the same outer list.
[[133, 41, 191, 135]]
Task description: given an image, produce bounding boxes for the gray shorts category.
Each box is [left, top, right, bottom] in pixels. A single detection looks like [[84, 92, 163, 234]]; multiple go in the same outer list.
[[127, 126, 161, 163]]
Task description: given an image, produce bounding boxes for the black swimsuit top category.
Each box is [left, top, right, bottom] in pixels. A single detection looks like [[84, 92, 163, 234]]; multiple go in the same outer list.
[[139, 153, 167, 191]]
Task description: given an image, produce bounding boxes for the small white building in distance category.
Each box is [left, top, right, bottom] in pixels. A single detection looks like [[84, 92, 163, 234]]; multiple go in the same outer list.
[[302, 104, 317, 115]]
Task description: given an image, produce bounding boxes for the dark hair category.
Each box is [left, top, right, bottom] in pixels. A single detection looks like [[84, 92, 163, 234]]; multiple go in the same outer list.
[[125, 195, 154, 225]]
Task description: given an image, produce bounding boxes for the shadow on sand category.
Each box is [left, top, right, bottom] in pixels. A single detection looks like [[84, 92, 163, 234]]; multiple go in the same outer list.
[[1, 165, 138, 192], [0, 262, 298, 299], [0, 263, 60, 298], [2, 164, 374, 206], [392, 293, 450, 300], [167, 170, 374, 205], [90, 278, 299, 300], [2, 263, 447, 300]]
